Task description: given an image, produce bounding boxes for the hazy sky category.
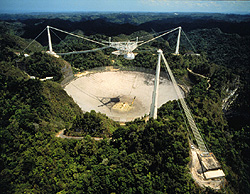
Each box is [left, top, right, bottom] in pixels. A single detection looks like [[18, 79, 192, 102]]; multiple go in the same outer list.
[[0, 0, 250, 14]]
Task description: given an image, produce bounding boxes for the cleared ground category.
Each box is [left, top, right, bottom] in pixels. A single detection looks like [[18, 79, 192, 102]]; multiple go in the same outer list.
[[189, 144, 224, 189], [65, 70, 181, 122]]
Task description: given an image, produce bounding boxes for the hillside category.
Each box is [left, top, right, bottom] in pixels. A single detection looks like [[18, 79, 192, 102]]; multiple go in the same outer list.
[[0, 13, 250, 193]]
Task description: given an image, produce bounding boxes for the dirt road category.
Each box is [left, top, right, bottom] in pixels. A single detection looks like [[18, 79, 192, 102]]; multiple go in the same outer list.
[[55, 129, 106, 141]]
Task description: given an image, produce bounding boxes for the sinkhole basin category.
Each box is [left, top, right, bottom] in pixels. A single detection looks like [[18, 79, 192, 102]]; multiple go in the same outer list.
[[64, 70, 181, 122]]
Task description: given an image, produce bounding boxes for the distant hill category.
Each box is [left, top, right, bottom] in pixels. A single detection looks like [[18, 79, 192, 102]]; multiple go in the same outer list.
[[1, 12, 250, 24], [1, 12, 250, 39], [0, 13, 249, 193]]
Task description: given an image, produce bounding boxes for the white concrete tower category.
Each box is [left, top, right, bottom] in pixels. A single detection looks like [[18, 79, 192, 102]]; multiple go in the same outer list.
[[175, 27, 182, 55], [149, 49, 162, 119], [47, 26, 53, 53]]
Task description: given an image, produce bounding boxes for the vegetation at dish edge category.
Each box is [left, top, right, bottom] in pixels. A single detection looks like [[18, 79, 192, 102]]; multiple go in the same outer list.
[[0, 13, 249, 193]]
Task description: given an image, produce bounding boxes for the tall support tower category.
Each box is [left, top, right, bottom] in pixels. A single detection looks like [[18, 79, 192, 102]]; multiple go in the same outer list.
[[175, 27, 182, 55], [149, 49, 162, 119], [47, 26, 53, 53], [46, 26, 59, 58]]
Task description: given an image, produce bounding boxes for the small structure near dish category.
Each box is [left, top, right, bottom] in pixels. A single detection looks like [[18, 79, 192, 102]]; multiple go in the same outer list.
[[189, 143, 226, 189], [112, 102, 133, 112], [204, 169, 225, 180], [196, 151, 225, 180], [112, 96, 136, 112], [197, 152, 222, 171]]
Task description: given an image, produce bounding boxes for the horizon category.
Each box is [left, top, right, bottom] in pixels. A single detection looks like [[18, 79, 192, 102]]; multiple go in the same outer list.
[[1, 11, 250, 15], [0, 1, 250, 15]]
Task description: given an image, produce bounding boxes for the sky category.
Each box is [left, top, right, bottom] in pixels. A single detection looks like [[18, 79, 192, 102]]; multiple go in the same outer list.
[[0, 0, 250, 14]]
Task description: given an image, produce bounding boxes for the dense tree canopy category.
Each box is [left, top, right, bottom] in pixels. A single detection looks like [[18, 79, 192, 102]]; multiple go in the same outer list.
[[0, 14, 249, 194]]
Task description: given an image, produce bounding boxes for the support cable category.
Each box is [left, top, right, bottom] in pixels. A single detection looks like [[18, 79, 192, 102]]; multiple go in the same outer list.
[[181, 30, 197, 53], [50, 29, 64, 42], [130, 28, 174, 42], [50, 29, 79, 53], [56, 46, 109, 56], [161, 52, 208, 153], [163, 58, 190, 132], [176, 99, 193, 138], [21, 27, 47, 54], [48, 26, 106, 46], [138, 27, 181, 47]]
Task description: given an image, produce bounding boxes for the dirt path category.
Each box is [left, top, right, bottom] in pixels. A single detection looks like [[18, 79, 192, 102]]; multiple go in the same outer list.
[[187, 68, 211, 90], [55, 129, 106, 141], [55, 131, 223, 189]]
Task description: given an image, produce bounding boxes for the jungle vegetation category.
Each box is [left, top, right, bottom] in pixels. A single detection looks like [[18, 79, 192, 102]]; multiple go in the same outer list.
[[0, 13, 249, 193]]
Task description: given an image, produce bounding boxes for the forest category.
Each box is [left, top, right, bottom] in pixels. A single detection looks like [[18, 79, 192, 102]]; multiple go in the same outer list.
[[0, 13, 249, 193]]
